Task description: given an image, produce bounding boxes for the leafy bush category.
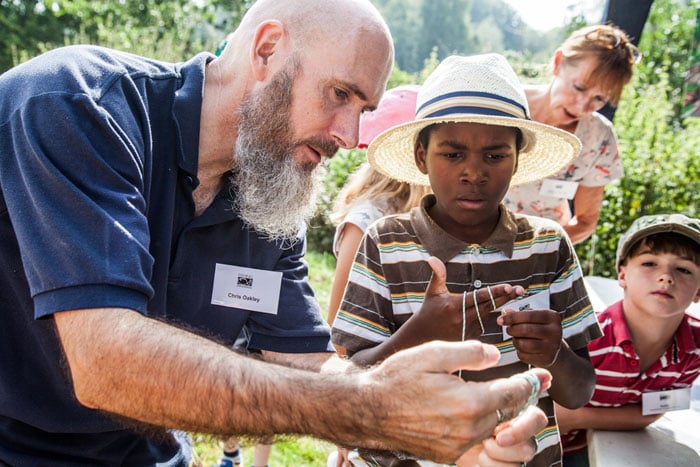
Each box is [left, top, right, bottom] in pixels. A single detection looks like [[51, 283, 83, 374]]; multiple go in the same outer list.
[[575, 1, 700, 277], [306, 149, 366, 253], [576, 74, 700, 277]]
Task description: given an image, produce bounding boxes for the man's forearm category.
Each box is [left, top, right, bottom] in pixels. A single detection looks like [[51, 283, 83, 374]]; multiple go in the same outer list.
[[55, 308, 557, 464], [54, 307, 373, 441]]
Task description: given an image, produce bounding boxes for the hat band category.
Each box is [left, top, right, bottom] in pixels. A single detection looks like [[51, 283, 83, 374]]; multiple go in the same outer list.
[[417, 90, 528, 120]]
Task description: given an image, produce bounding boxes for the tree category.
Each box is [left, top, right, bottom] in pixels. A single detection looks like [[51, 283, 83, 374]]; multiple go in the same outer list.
[[575, 0, 700, 276], [0, 0, 250, 73], [418, 0, 470, 62]]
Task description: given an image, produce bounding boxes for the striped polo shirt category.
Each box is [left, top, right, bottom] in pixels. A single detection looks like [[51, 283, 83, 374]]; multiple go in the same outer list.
[[561, 300, 700, 456], [332, 195, 602, 467]]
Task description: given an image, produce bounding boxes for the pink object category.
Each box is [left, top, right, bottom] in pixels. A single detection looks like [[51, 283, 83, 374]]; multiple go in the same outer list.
[[358, 84, 419, 148]]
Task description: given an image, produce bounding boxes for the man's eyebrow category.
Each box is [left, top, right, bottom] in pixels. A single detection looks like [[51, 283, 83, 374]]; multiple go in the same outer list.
[[345, 82, 376, 112]]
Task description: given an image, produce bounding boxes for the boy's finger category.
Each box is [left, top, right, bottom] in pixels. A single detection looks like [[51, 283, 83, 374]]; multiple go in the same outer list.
[[425, 256, 450, 297], [474, 284, 524, 312]]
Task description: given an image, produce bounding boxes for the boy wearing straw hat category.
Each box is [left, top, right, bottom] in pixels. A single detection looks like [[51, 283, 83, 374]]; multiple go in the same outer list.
[[331, 54, 602, 466]]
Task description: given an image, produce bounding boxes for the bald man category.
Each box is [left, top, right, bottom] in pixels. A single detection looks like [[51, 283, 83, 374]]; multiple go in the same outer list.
[[0, 0, 549, 464]]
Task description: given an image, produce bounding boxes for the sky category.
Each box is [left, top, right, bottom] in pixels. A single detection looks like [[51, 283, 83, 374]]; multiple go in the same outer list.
[[503, 0, 607, 31]]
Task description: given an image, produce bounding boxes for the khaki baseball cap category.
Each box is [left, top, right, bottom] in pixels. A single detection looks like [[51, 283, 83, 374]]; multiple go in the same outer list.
[[616, 214, 700, 269]]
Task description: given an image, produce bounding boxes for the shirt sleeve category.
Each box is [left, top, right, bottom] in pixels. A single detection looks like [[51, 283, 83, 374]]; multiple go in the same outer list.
[[331, 225, 395, 355], [575, 113, 624, 187], [332, 202, 385, 257], [1, 91, 154, 318], [550, 230, 603, 350]]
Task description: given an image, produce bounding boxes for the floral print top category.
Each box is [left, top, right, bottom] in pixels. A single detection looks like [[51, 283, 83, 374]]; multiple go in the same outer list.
[[504, 111, 623, 223]]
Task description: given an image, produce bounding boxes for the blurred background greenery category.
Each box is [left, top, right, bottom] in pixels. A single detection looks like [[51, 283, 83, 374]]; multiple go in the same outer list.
[[2, 0, 697, 274]]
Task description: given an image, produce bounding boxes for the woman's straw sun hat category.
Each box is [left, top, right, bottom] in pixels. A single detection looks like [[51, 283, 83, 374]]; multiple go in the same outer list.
[[366, 53, 582, 187]]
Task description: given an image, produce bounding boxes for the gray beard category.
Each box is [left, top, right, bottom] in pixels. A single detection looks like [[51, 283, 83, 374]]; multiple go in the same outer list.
[[229, 142, 325, 245], [229, 59, 334, 245]]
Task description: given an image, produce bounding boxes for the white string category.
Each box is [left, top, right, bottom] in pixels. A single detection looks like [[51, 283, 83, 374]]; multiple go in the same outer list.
[[545, 344, 562, 368], [461, 291, 467, 341], [458, 291, 467, 378], [486, 285, 497, 312], [474, 290, 485, 335]]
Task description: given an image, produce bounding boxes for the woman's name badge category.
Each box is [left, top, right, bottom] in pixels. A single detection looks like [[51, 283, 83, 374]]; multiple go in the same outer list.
[[642, 388, 691, 415], [539, 179, 579, 200], [210, 263, 282, 314]]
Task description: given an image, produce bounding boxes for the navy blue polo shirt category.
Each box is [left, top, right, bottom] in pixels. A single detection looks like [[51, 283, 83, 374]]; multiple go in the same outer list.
[[0, 45, 332, 465]]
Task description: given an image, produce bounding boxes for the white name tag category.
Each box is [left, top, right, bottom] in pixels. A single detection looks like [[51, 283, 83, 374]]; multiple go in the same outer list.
[[642, 387, 691, 415], [501, 289, 551, 340], [210, 263, 282, 314], [539, 178, 579, 200]]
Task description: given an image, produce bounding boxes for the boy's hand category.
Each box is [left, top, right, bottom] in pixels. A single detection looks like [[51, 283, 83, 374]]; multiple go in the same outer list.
[[497, 309, 563, 368], [349, 257, 523, 366], [408, 257, 524, 341]]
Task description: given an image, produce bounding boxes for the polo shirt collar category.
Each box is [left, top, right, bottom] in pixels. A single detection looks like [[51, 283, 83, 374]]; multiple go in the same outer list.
[[172, 52, 214, 180], [410, 194, 518, 262], [613, 301, 695, 361], [607, 301, 634, 346]]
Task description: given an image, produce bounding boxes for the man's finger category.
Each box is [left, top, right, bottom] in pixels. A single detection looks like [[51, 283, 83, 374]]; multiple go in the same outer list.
[[493, 404, 547, 448], [482, 369, 552, 424], [381, 340, 502, 375]]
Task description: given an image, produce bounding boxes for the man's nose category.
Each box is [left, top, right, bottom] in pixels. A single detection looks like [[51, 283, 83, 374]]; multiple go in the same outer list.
[[330, 110, 361, 149]]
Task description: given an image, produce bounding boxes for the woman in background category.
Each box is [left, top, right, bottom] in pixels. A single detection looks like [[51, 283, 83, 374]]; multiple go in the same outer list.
[[505, 24, 640, 244]]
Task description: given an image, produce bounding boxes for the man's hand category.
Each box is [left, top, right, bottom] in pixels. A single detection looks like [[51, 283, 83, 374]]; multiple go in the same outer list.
[[360, 340, 551, 464]]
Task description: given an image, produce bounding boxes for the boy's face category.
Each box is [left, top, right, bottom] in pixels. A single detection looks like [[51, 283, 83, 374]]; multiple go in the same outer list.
[[415, 122, 518, 243], [619, 241, 700, 320]]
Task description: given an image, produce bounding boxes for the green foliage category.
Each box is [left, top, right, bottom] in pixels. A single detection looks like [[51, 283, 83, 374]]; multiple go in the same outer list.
[[575, 0, 700, 276], [375, 0, 569, 72], [633, 0, 698, 119], [191, 433, 335, 466], [0, 0, 250, 71], [306, 149, 366, 253]]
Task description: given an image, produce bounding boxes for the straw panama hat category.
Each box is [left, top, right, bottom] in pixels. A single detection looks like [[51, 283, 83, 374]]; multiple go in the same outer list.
[[367, 53, 582, 187]]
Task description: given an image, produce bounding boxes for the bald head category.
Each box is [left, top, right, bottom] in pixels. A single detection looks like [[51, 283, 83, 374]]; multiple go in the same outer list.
[[202, 0, 394, 193], [240, 0, 391, 43], [231, 0, 394, 76]]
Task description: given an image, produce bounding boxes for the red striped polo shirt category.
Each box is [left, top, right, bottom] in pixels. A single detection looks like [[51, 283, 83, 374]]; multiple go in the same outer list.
[[561, 300, 700, 455]]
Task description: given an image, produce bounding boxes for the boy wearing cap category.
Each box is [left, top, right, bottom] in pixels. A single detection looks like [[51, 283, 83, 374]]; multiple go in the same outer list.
[[331, 54, 602, 466], [557, 214, 700, 466]]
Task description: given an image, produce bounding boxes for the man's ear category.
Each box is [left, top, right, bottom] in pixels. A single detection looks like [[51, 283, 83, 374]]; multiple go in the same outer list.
[[414, 140, 428, 175], [250, 20, 285, 81]]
